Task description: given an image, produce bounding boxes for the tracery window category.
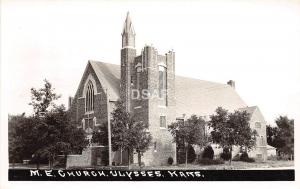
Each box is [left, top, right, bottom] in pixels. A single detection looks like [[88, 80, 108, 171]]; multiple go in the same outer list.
[[85, 81, 94, 112]]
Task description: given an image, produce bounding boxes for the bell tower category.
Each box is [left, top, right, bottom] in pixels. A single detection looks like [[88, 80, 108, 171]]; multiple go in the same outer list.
[[120, 12, 136, 112]]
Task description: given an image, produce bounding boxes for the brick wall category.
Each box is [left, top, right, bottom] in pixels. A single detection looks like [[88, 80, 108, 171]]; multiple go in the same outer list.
[[70, 63, 108, 130], [130, 46, 177, 166]]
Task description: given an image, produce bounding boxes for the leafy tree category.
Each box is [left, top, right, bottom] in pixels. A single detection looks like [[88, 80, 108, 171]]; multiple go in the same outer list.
[[168, 115, 206, 165], [110, 101, 131, 165], [128, 121, 152, 167], [209, 107, 257, 164], [266, 125, 283, 155], [267, 116, 294, 159], [91, 123, 108, 146], [9, 113, 29, 167], [9, 80, 88, 169], [110, 100, 152, 167], [40, 105, 88, 168], [29, 79, 61, 116]]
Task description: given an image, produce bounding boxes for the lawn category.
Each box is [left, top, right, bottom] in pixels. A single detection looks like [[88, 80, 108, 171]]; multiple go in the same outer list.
[[9, 160, 294, 170], [142, 160, 294, 170]]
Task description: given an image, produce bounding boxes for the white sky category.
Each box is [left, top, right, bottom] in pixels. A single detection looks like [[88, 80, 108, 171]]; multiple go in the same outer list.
[[1, 0, 300, 125]]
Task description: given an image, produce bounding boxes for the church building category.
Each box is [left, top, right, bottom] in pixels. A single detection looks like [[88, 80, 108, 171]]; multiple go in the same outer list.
[[67, 12, 268, 168]]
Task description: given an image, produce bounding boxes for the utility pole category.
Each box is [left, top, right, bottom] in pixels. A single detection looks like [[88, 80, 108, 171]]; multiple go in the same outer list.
[[106, 89, 112, 166]]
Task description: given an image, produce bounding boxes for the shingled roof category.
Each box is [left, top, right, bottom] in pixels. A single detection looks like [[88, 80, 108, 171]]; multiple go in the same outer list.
[[88, 61, 248, 117]]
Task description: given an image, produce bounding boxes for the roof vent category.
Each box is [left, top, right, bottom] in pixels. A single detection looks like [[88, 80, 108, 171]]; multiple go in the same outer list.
[[227, 80, 235, 89]]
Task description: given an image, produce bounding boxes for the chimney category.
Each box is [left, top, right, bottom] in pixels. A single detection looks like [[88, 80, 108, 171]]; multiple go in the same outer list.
[[227, 80, 235, 89], [68, 96, 74, 110]]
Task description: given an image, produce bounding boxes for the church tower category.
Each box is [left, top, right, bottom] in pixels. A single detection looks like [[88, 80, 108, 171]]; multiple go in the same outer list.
[[120, 12, 136, 112]]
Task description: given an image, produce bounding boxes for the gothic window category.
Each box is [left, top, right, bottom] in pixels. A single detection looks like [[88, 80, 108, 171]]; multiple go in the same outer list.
[[158, 65, 167, 105], [136, 66, 142, 90], [85, 81, 94, 112], [160, 116, 166, 128]]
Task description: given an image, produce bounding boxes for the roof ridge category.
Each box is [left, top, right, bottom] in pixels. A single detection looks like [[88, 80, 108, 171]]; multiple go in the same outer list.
[[176, 75, 229, 87]]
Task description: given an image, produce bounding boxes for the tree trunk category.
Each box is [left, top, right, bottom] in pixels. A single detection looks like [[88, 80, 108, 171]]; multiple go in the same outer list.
[[185, 146, 188, 168], [120, 148, 123, 165], [229, 146, 232, 165], [138, 151, 142, 168], [127, 148, 130, 170]]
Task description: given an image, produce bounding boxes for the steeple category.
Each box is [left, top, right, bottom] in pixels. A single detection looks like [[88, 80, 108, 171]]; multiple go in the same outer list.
[[122, 12, 135, 48]]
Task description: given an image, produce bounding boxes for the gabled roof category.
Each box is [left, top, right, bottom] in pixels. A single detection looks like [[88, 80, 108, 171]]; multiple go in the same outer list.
[[238, 106, 257, 117], [238, 106, 266, 124], [175, 76, 247, 117], [89, 60, 120, 101], [87, 61, 248, 117]]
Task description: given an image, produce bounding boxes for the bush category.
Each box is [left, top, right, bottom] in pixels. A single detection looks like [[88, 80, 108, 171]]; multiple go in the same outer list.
[[198, 158, 224, 165], [202, 145, 214, 160], [245, 157, 255, 163], [240, 152, 249, 161], [187, 145, 196, 163], [232, 154, 240, 161], [220, 147, 231, 161], [238, 152, 255, 163], [167, 157, 174, 165]]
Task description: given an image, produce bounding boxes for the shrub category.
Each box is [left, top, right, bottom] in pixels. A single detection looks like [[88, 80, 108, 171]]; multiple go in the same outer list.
[[187, 145, 196, 163], [167, 157, 174, 165], [239, 152, 255, 163], [245, 157, 255, 163], [198, 158, 224, 165], [202, 145, 214, 160], [220, 147, 231, 161], [240, 152, 249, 161], [232, 154, 240, 161]]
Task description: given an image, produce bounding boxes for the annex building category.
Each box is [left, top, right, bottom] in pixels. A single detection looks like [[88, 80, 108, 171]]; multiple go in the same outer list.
[[67, 13, 268, 167]]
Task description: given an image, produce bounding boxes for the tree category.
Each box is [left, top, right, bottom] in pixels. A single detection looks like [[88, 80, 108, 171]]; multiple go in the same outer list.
[[110, 101, 131, 165], [209, 107, 257, 164], [168, 115, 206, 165], [110, 101, 152, 167], [9, 113, 29, 167], [266, 125, 283, 155], [276, 116, 294, 159], [267, 116, 294, 159], [9, 80, 88, 169], [40, 105, 88, 168], [29, 79, 61, 116], [128, 121, 152, 167]]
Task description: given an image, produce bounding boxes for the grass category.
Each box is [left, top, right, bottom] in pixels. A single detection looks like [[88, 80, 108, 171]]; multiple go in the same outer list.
[[9, 160, 294, 170]]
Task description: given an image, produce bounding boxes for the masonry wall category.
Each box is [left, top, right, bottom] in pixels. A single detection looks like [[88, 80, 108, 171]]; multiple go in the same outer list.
[[131, 46, 176, 166], [70, 63, 108, 130], [248, 110, 268, 161], [68, 62, 109, 167]]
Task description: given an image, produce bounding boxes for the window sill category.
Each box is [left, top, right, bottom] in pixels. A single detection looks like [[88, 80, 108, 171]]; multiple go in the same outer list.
[[160, 127, 167, 130]]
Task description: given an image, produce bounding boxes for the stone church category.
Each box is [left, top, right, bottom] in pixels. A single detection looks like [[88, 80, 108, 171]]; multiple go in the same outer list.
[[67, 13, 268, 167]]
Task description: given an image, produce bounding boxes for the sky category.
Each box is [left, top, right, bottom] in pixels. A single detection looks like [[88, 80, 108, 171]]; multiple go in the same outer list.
[[1, 0, 300, 125]]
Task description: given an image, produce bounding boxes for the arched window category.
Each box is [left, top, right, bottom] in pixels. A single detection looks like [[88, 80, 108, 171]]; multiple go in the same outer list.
[[159, 65, 167, 105], [85, 81, 94, 112], [136, 66, 142, 90]]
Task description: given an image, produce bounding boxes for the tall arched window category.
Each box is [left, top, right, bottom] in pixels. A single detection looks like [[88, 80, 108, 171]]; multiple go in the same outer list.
[[159, 65, 167, 105], [136, 66, 142, 90], [85, 81, 94, 112]]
